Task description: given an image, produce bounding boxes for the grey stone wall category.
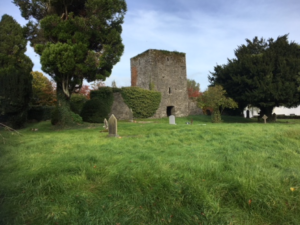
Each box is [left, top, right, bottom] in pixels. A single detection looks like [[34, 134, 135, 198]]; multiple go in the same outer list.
[[109, 93, 132, 121], [131, 49, 190, 118], [188, 99, 203, 115]]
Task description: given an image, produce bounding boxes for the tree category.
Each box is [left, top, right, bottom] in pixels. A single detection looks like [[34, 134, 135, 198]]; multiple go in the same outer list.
[[198, 85, 237, 123], [14, 0, 127, 125], [187, 79, 200, 98], [0, 14, 33, 128], [209, 35, 300, 121], [31, 71, 56, 106]]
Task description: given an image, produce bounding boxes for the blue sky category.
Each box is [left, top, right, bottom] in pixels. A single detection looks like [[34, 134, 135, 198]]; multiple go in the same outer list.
[[1, 0, 299, 90]]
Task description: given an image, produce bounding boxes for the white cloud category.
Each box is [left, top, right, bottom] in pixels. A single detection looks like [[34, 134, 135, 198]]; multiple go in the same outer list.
[[2, 0, 300, 90]]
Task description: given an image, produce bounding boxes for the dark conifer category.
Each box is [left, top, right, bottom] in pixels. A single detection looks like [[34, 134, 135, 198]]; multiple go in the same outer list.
[[0, 14, 33, 128], [209, 35, 300, 121]]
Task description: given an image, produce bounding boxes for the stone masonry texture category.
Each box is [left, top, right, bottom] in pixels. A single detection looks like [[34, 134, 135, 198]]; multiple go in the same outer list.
[[131, 49, 196, 118]]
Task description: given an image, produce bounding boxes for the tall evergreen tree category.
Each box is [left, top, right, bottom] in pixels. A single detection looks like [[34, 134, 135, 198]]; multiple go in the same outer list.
[[13, 0, 127, 125], [0, 14, 33, 128], [209, 35, 300, 121]]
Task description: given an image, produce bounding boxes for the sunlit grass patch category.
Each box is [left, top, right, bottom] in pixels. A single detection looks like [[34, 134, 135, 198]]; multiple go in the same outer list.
[[1, 115, 300, 224]]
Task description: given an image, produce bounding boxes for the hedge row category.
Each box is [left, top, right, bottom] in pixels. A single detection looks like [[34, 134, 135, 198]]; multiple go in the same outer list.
[[81, 87, 115, 123], [80, 87, 161, 123], [28, 106, 54, 121], [70, 94, 87, 115]]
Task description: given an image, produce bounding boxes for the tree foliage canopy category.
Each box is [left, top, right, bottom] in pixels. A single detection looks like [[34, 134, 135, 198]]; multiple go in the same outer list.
[[31, 71, 56, 106], [209, 35, 300, 119], [0, 14, 33, 128], [14, 0, 127, 99], [14, 0, 127, 125]]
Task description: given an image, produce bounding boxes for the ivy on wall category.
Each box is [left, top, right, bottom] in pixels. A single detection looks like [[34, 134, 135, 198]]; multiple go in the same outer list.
[[81, 86, 161, 122], [121, 87, 161, 118]]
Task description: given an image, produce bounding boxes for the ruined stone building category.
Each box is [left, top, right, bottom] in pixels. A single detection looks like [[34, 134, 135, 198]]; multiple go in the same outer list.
[[130, 49, 201, 118]]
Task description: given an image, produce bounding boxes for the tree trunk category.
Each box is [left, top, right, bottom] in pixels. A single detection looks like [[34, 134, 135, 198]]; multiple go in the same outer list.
[[211, 109, 222, 123], [56, 84, 70, 108], [259, 106, 275, 122], [52, 83, 73, 126]]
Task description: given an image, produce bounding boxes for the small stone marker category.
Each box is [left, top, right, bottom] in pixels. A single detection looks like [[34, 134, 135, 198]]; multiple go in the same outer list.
[[262, 114, 268, 124], [104, 118, 108, 130], [169, 115, 176, 125], [108, 114, 119, 137], [129, 108, 133, 122]]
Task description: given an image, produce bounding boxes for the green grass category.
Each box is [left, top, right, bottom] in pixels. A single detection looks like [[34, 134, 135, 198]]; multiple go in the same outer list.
[[1, 115, 300, 225]]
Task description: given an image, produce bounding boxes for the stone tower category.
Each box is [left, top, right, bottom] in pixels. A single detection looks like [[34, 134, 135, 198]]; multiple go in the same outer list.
[[130, 49, 189, 118]]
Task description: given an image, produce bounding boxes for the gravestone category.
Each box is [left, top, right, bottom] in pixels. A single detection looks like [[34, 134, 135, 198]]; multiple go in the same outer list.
[[104, 118, 108, 130], [262, 114, 268, 124], [169, 115, 176, 125], [108, 114, 119, 137], [129, 108, 133, 122]]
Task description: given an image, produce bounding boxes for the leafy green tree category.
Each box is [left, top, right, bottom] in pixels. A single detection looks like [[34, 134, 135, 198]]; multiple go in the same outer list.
[[0, 14, 33, 128], [198, 85, 237, 123], [31, 71, 56, 106], [209, 35, 300, 121], [14, 0, 127, 125]]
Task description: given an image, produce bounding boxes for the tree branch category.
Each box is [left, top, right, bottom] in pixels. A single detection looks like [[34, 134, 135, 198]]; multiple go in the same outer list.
[[0, 123, 22, 136]]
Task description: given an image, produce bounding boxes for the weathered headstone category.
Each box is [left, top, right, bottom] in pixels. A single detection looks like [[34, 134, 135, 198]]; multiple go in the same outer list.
[[169, 115, 176, 125], [108, 114, 118, 137], [104, 118, 108, 130], [262, 114, 268, 124], [129, 108, 133, 122]]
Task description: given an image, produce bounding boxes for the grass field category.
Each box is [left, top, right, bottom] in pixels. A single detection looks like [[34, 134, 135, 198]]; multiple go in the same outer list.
[[0, 115, 300, 225]]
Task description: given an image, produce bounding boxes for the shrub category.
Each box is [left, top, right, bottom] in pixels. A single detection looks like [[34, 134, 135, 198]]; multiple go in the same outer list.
[[28, 106, 54, 121], [71, 112, 83, 124], [51, 104, 73, 126], [7, 111, 28, 129], [81, 98, 108, 123], [81, 87, 115, 123], [90, 87, 114, 102], [70, 94, 87, 115], [51, 104, 83, 125], [121, 87, 161, 118]]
